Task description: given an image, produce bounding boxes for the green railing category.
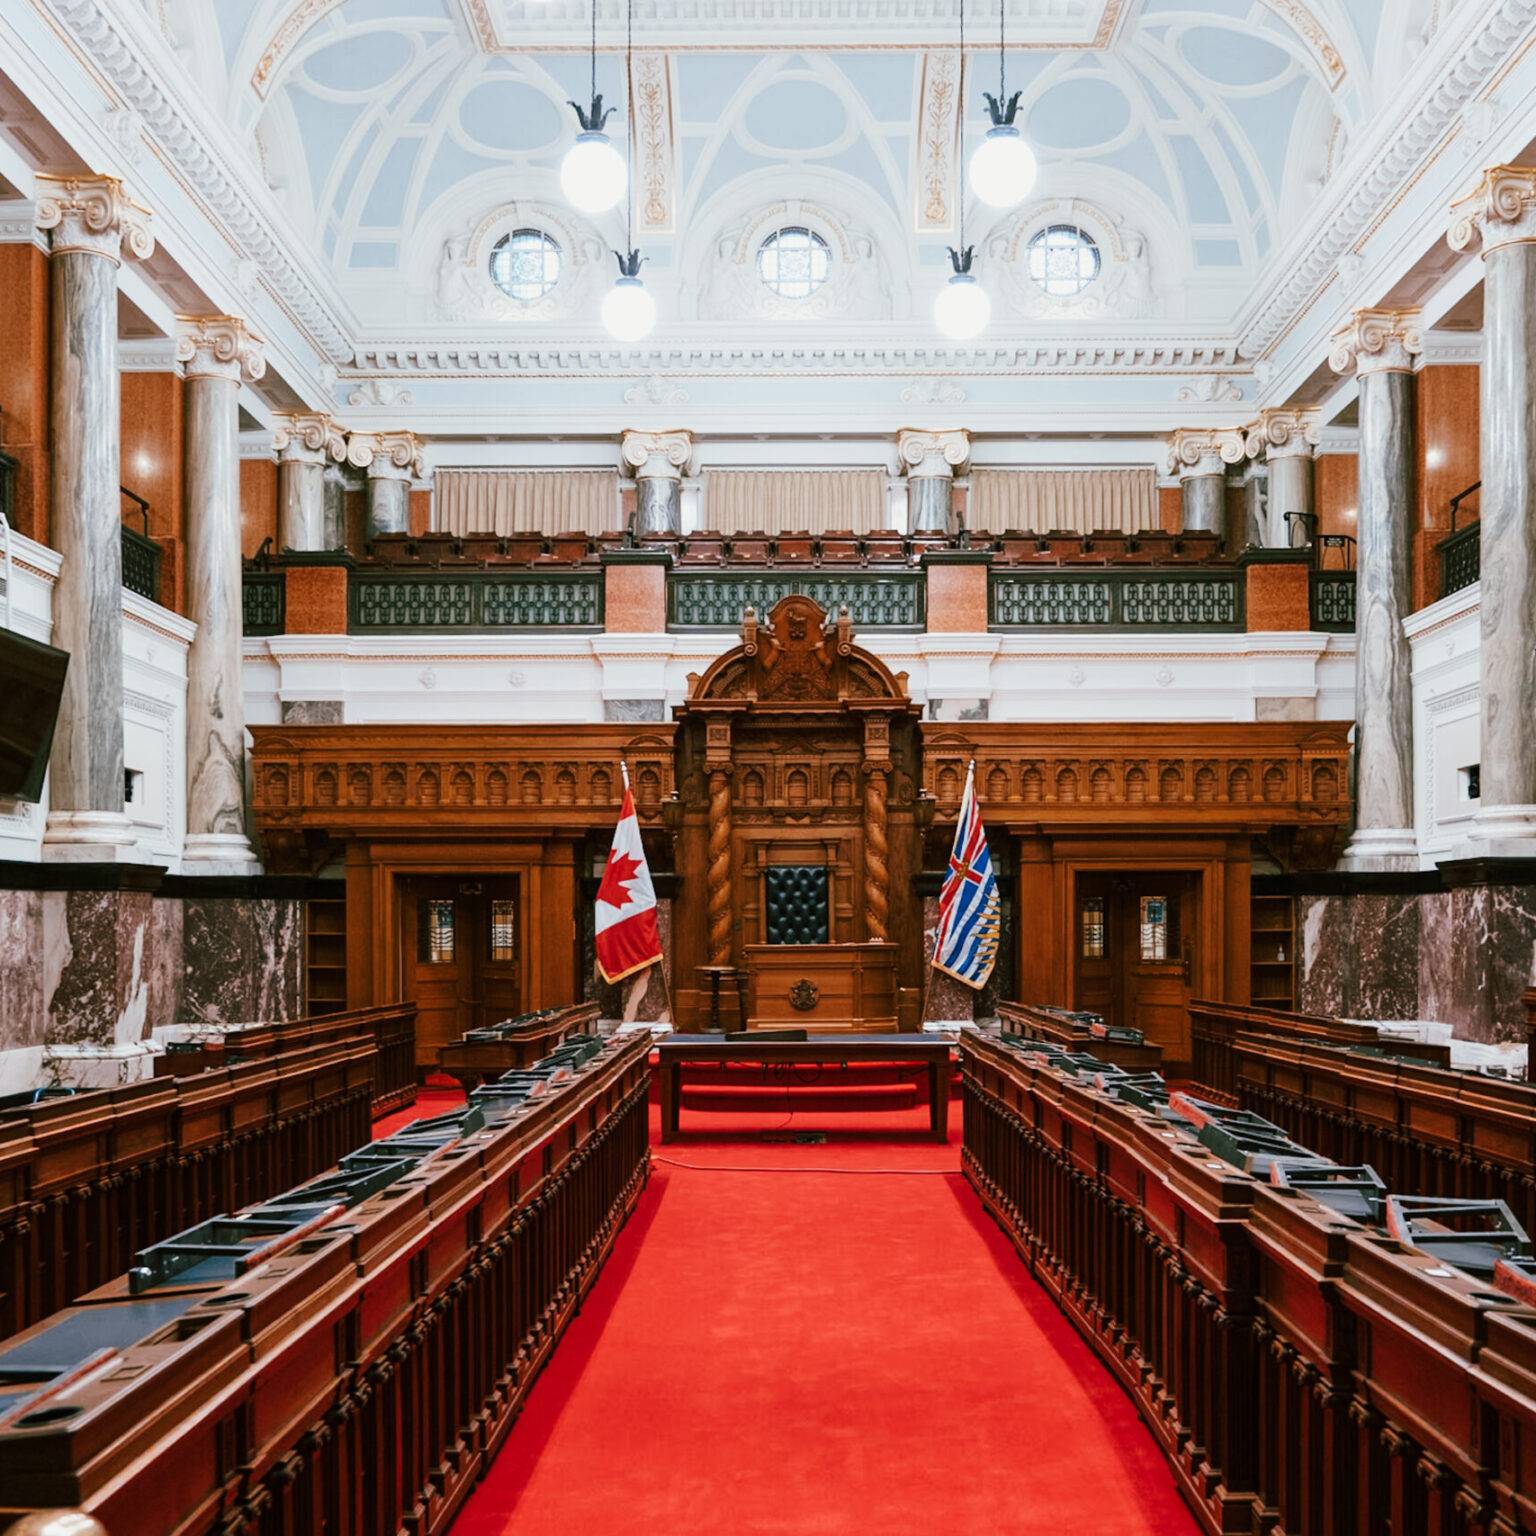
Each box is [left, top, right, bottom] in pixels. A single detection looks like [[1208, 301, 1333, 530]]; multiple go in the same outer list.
[[668, 571, 924, 628], [120, 525, 162, 603], [1309, 571, 1356, 632], [989, 570, 1241, 630], [1439, 525, 1479, 597], [243, 572, 286, 635], [348, 570, 602, 631]]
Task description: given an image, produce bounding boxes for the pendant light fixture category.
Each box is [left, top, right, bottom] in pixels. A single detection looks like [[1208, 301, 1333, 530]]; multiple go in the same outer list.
[[935, 0, 991, 341], [561, 0, 626, 214], [602, 0, 656, 343], [969, 0, 1038, 208]]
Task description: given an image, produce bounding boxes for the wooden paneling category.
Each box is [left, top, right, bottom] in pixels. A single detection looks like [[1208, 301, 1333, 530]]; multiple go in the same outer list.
[[1414, 363, 1480, 611], [1313, 451, 1358, 541], [239, 455, 277, 558], [0, 244, 50, 545], [119, 371, 186, 613]]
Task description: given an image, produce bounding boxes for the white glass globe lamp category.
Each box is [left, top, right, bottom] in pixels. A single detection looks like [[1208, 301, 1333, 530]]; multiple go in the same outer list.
[[934, 246, 991, 341], [561, 96, 626, 214], [969, 91, 1038, 209], [602, 250, 657, 343]]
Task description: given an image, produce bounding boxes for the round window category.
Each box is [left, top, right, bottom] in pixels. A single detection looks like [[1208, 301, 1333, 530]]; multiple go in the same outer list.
[[756, 226, 831, 300], [489, 229, 563, 302], [1026, 224, 1101, 297]]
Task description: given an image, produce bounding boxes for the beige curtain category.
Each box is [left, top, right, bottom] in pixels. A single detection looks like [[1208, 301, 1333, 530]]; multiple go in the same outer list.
[[701, 468, 886, 535], [434, 470, 621, 535], [968, 468, 1158, 535]]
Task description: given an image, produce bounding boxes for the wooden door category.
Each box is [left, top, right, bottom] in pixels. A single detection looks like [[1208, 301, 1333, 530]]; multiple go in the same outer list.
[[403, 877, 522, 1069], [1073, 873, 1199, 1067]]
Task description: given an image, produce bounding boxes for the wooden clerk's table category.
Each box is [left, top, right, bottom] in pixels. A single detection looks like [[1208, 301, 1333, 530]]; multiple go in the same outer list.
[[655, 1033, 953, 1143]]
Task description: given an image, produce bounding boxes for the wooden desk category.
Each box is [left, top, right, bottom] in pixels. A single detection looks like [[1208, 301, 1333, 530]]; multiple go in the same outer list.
[[656, 1034, 952, 1142], [743, 942, 897, 1032]]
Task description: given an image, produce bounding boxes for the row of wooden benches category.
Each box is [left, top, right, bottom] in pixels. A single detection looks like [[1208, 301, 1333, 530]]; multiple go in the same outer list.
[[961, 1027, 1536, 1536]]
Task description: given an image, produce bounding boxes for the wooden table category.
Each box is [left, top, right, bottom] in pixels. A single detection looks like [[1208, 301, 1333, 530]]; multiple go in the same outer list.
[[656, 1033, 952, 1142]]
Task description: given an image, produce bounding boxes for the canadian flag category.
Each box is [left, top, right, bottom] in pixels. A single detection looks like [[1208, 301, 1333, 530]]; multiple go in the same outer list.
[[594, 767, 664, 984]]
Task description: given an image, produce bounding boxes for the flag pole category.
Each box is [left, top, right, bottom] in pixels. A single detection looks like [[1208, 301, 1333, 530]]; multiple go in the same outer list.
[[922, 756, 978, 1031]]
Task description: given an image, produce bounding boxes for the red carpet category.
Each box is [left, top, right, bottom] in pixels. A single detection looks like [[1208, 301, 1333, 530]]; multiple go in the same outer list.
[[449, 1101, 1197, 1536]]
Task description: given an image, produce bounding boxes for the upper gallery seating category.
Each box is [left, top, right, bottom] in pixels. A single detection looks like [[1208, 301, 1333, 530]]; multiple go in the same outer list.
[[0, 1033, 650, 1535]]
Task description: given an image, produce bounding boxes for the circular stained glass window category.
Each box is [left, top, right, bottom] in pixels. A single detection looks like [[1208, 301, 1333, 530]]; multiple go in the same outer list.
[[1026, 224, 1101, 297], [489, 229, 563, 302], [756, 226, 832, 300]]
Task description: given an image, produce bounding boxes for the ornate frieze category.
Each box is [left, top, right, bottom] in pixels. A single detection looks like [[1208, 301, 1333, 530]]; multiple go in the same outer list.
[[175, 316, 267, 383], [34, 173, 154, 264], [1328, 308, 1423, 376], [1165, 427, 1245, 480], [1245, 409, 1320, 461], [1448, 164, 1536, 254], [347, 430, 425, 481], [629, 51, 676, 234], [272, 413, 347, 466], [898, 428, 970, 479], [914, 50, 960, 233], [621, 429, 693, 480]]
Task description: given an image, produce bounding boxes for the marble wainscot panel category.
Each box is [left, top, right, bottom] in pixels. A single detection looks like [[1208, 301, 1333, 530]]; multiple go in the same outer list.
[[0, 890, 47, 1092], [1297, 894, 1347, 1015], [42, 888, 161, 1047], [921, 892, 979, 1028], [1297, 892, 1422, 1019], [594, 899, 675, 1031], [179, 896, 303, 1022]]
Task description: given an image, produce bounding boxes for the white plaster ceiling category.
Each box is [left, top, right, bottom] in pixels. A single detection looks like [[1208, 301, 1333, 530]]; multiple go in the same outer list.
[[139, 0, 1427, 341]]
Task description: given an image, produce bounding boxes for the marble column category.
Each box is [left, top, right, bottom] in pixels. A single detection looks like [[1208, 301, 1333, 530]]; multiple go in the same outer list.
[[177, 317, 267, 874], [621, 429, 692, 536], [1329, 309, 1422, 869], [34, 175, 154, 861], [1450, 166, 1536, 852], [273, 414, 345, 551], [348, 431, 423, 539], [1239, 460, 1268, 550], [1245, 409, 1318, 548], [898, 428, 969, 535], [1166, 429, 1244, 538]]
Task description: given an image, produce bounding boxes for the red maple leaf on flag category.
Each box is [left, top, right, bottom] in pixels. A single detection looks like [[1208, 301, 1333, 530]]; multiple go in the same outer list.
[[596, 848, 643, 909]]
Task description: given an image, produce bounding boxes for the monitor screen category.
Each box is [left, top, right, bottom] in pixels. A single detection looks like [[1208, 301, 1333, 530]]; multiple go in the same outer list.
[[0, 624, 68, 803]]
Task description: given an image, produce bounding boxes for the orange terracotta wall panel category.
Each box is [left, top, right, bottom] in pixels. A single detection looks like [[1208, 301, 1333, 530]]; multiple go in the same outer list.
[[283, 565, 349, 634], [1414, 364, 1479, 612], [409, 488, 430, 536], [0, 244, 50, 545], [1245, 561, 1311, 632], [925, 559, 989, 632], [603, 559, 667, 632], [1158, 484, 1181, 533], [240, 458, 278, 558], [1314, 453, 1357, 542], [120, 371, 186, 612]]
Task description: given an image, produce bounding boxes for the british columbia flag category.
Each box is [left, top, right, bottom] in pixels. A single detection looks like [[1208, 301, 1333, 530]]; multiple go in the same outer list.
[[932, 760, 1001, 989]]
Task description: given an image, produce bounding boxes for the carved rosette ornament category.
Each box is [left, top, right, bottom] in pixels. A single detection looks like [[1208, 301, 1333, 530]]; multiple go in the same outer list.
[[1448, 164, 1536, 255], [620, 428, 693, 480], [272, 413, 347, 466], [1164, 427, 1245, 480], [175, 316, 267, 384], [347, 430, 425, 482], [34, 173, 154, 263], [1328, 308, 1423, 376], [1244, 408, 1320, 461], [897, 427, 970, 479]]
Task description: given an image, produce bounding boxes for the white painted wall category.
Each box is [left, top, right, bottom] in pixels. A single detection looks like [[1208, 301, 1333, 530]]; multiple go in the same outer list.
[[0, 530, 194, 867], [1408, 581, 1482, 867]]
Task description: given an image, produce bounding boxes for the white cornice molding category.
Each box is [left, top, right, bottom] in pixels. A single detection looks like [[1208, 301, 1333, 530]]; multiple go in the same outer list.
[[118, 338, 180, 373], [44, 0, 355, 365], [0, 200, 46, 250], [1316, 426, 1360, 455], [1417, 331, 1483, 368], [1239, 0, 1536, 360]]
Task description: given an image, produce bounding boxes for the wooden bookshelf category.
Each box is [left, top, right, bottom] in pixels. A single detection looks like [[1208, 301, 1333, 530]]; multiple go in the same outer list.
[[305, 894, 348, 1015], [1250, 894, 1295, 1008]]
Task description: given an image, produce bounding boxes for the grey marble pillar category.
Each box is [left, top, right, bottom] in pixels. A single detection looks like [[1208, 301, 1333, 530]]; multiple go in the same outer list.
[[635, 472, 681, 536], [1450, 171, 1536, 851], [1267, 452, 1315, 549], [34, 176, 154, 861], [178, 318, 265, 874], [907, 475, 953, 534], [274, 416, 343, 552], [367, 474, 410, 537], [1180, 472, 1225, 535], [897, 429, 969, 537], [1241, 466, 1267, 550], [323, 464, 348, 550], [1330, 310, 1421, 869]]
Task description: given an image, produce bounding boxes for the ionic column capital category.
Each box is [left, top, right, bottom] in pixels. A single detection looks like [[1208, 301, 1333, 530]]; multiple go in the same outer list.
[[348, 429, 424, 481], [34, 173, 154, 264], [1329, 308, 1423, 377], [621, 428, 693, 479], [272, 413, 347, 466], [176, 316, 267, 384], [897, 428, 970, 477], [1244, 409, 1320, 462], [1448, 165, 1536, 255], [1165, 427, 1244, 480]]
